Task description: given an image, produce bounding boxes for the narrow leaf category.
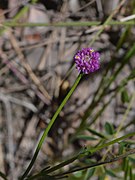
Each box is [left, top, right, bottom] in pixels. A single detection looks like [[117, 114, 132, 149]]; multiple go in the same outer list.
[[87, 128, 107, 139], [105, 122, 115, 135], [76, 135, 97, 141], [121, 89, 130, 103]]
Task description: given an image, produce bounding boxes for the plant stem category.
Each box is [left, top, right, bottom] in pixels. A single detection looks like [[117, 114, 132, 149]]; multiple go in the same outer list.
[[2, 20, 135, 28], [89, 132, 135, 154], [20, 73, 83, 179], [28, 155, 79, 179], [54, 148, 135, 177], [44, 155, 78, 174]]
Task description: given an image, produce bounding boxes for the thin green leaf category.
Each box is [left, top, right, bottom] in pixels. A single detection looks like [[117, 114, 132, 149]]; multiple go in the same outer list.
[[26, 174, 56, 180], [76, 135, 98, 141], [106, 169, 118, 178], [105, 122, 115, 135], [123, 158, 129, 172], [87, 128, 107, 139], [84, 168, 95, 180], [125, 160, 130, 180], [121, 88, 130, 103], [129, 165, 133, 180]]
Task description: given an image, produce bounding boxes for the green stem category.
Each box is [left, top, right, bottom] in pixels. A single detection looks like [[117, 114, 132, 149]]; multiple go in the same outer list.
[[89, 132, 135, 154], [55, 148, 135, 177], [2, 20, 135, 28], [44, 155, 78, 174], [20, 74, 83, 179], [28, 155, 79, 179]]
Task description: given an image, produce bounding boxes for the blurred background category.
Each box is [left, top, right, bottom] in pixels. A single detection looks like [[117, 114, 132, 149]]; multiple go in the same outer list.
[[0, 0, 135, 179]]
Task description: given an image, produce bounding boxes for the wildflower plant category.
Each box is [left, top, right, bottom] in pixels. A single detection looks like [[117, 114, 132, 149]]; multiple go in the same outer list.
[[1, 1, 134, 180], [20, 47, 100, 179]]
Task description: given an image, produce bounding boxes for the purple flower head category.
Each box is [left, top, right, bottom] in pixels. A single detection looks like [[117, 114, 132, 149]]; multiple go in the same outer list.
[[74, 47, 100, 74]]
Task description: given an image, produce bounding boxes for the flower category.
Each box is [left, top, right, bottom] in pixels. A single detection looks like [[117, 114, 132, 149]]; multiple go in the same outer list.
[[74, 47, 100, 74]]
